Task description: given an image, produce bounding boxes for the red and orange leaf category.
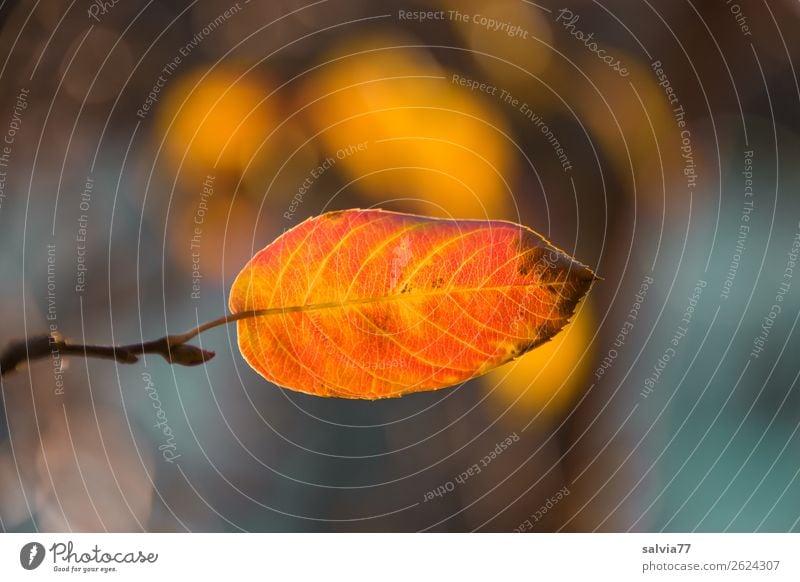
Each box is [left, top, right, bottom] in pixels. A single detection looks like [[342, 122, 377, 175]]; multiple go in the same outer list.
[[229, 209, 596, 399]]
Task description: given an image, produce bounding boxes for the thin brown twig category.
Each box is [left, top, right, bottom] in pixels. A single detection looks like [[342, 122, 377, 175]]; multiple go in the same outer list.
[[0, 299, 389, 379], [0, 309, 271, 379]]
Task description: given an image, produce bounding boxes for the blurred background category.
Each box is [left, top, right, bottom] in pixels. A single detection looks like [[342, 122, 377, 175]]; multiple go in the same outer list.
[[0, 0, 799, 532]]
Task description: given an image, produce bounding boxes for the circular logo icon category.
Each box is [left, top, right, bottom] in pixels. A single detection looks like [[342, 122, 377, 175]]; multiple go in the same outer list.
[[19, 542, 45, 570]]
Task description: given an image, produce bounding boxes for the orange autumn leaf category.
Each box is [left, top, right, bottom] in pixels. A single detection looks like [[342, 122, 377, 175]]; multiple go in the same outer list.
[[229, 209, 596, 399]]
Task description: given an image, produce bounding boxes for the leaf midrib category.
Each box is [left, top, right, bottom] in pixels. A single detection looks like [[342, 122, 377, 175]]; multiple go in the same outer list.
[[238, 282, 567, 319]]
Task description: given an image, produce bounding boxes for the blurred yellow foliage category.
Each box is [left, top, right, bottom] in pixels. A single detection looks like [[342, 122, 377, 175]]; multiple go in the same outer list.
[[568, 53, 676, 206], [444, 0, 552, 89], [159, 67, 275, 174], [484, 302, 594, 422], [301, 35, 515, 219]]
